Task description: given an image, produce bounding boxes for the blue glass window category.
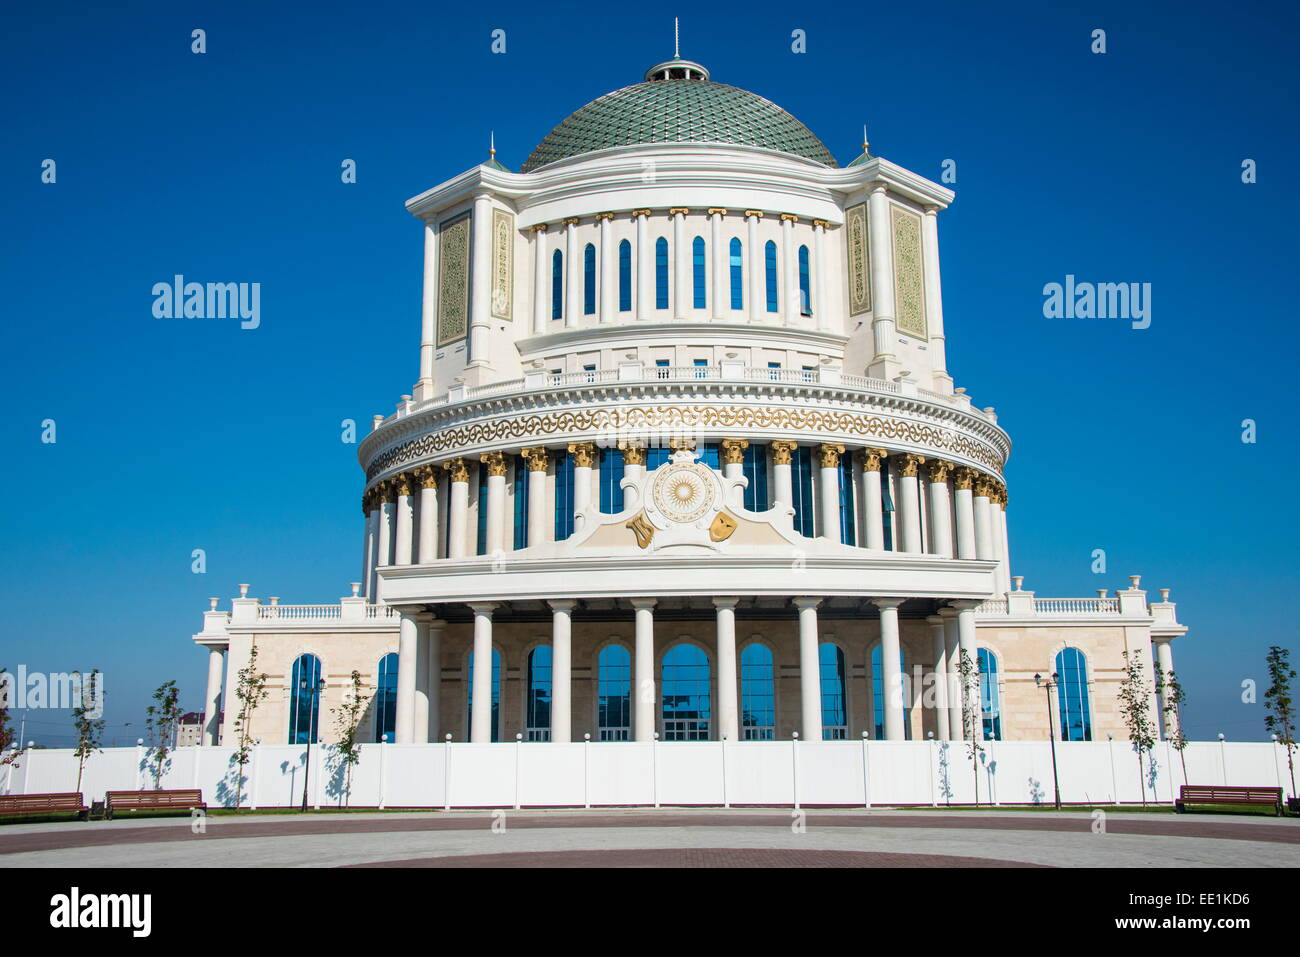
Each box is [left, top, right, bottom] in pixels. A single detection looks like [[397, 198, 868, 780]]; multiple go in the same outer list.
[[692, 236, 706, 308], [729, 238, 743, 310], [655, 237, 669, 309], [871, 644, 909, 740], [646, 445, 671, 471], [693, 357, 709, 379], [791, 445, 815, 537], [288, 653, 322, 744], [374, 653, 398, 743], [820, 643, 848, 739], [598, 645, 631, 740], [513, 455, 528, 549], [838, 454, 856, 546], [599, 447, 625, 514], [880, 459, 895, 551], [698, 442, 720, 470], [476, 466, 488, 556], [742, 443, 769, 511], [554, 451, 574, 540], [764, 240, 778, 312], [618, 239, 632, 312], [1056, 648, 1092, 741], [583, 242, 596, 315], [527, 646, 551, 740], [551, 249, 563, 320], [978, 649, 1002, 740], [798, 244, 812, 316], [662, 644, 711, 740], [741, 643, 775, 740], [467, 647, 501, 742]]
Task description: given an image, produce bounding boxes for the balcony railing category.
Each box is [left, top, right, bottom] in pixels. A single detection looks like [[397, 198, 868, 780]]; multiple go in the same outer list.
[[974, 597, 1121, 617]]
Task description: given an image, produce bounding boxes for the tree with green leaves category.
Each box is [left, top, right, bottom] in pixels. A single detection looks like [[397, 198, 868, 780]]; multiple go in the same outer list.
[[957, 648, 983, 806], [1153, 661, 1189, 784], [1264, 645, 1297, 801], [331, 670, 371, 807], [229, 643, 269, 810], [72, 669, 105, 794], [0, 667, 25, 776], [1118, 649, 1156, 805], [144, 680, 182, 789]]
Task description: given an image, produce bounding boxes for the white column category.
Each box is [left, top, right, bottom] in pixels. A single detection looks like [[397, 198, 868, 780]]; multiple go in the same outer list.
[[394, 475, 414, 565], [598, 212, 615, 322], [941, 609, 963, 740], [745, 210, 762, 322], [426, 619, 444, 742], [417, 468, 438, 563], [795, 598, 822, 740], [522, 448, 549, 546], [419, 218, 438, 396], [634, 210, 651, 321], [377, 486, 395, 572], [564, 217, 580, 327], [395, 611, 419, 743], [860, 449, 886, 549], [480, 451, 507, 554], [771, 441, 796, 512], [817, 444, 844, 542], [569, 442, 594, 526], [621, 444, 647, 507], [714, 598, 739, 741], [469, 192, 493, 365], [928, 616, 949, 741], [720, 439, 747, 501], [364, 500, 380, 598], [709, 208, 726, 320], [671, 208, 688, 318], [632, 599, 656, 742], [875, 599, 906, 741], [446, 459, 470, 560], [998, 491, 1013, 592], [955, 602, 982, 742], [867, 185, 898, 378], [780, 213, 799, 325], [531, 223, 548, 335], [895, 454, 924, 553], [953, 469, 977, 560], [973, 478, 995, 561], [921, 205, 951, 390], [550, 600, 574, 743], [469, 603, 496, 743], [203, 646, 225, 746], [812, 219, 828, 330], [1154, 638, 1177, 737], [926, 460, 954, 559], [412, 614, 430, 743]]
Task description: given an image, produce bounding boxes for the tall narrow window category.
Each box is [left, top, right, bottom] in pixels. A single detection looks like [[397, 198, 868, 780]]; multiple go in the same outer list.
[[978, 649, 1002, 740], [838, 453, 856, 546], [798, 244, 812, 316], [881, 459, 895, 551], [661, 644, 711, 740], [742, 443, 769, 511], [618, 239, 632, 312], [871, 644, 909, 740], [791, 445, 815, 537], [692, 236, 706, 308], [551, 249, 563, 320], [1055, 647, 1092, 741], [764, 240, 778, 312], [646, 445, 671, 471], [655, 237, 669, 309], [598, 645, 631, 740], [729, 237, 743, 310], [526, 646, 552, 741], [741, 643, 775, 740], [698, 442, 720, 470], [820, 643, 848, 739], [288, 653, 322, 744], [583, 242, 596, 315], [554, 450, 574, 540], [467, 648, 501, 742], [374, 653, 398, 743], [513, 455, 529, 550], [476, 466, 488, 556], [599, 447, 625, 514]]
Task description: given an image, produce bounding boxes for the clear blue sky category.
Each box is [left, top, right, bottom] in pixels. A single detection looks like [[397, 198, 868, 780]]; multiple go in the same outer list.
[[1, 1, 1295, 745]]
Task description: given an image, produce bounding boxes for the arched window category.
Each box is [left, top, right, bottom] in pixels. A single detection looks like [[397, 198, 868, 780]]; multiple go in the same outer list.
[[513, 454, 529, 550], [798, 244, 812, 316], [467, 647, 502, 742], [742, 442, 769, 511], [764, 240, 778, 312], [729, 238, 743, 310], [598, 645, 631, 740], [655, 237, 669, 309], [692, 236, 706, 308], [871, 644, 910, 740], [741, 643, 775, 739], [599, 448, 625, 514], [526, 646, 551, 741], [288, 653, 322, 744], [791, 445, 815, 537], [662, 644, 711, 740], [978, 649, 1002, 740], [583, 242, 596, 315], [820, 643, 848, 739], [554, 449, 574, 540], [551, 249, 563, 320], [618, 239, 632, 311], [838, 453, 856, 546], [374, 652, 398, 743], [1055, 647, 1092, 741]]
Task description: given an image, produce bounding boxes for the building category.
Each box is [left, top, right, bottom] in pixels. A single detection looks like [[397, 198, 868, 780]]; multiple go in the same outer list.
[[193, 52, 1187, 756], [174, 711, 214, 748]]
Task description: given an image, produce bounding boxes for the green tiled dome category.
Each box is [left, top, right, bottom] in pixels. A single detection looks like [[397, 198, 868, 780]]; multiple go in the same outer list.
[[521, 63, 837, 172]]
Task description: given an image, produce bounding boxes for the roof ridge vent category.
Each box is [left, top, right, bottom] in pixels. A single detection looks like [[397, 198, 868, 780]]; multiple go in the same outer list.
[[644, 58, 711, 82]]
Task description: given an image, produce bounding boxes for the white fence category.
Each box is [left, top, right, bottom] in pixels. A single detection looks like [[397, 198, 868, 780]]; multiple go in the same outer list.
[[2, 740, 1294, 810]]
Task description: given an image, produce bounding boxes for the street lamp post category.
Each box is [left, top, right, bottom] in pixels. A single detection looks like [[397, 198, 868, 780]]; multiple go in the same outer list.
[[299, 677, 326, 813], [1034, 672, 1062, 810]]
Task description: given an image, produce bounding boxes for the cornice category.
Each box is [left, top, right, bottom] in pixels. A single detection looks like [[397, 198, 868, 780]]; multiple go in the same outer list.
[[516, 321, 848, 355]]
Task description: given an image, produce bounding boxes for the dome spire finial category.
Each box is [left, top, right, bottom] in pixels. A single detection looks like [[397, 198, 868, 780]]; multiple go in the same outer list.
[[489, 130, 496, 158], [674, 16, 680, 59]]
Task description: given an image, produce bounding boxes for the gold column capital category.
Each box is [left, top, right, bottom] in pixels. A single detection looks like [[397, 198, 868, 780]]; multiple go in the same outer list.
[[770, 440, 798, 465], [743, 209, 764, 219], [720, 438, 749, 465], [417, 465, 440, 489], [707, 207, 728, 216], [379, 480, 399, 504], [859, 447, 889, 472], [668, 437, 697, 452], [394, 473, 413, 497], [595, 211, 616, 221], [926, 459, 955, 483], [567, 442, 597, 468], [562, 216, 580, 227], [953, 466, 978, 490], [896, 453, 926, 478], [480, 450, 508, 477], [818, 443, 846, 469], [811, 218, 829, 229], [779, 213, 798, 223], [443, 457, 470, 484], [619, 441, 647, 466], [974, 475, 995, 499], [529, 222, 548, 233], [520, 446, 550, 472], [668, 207, 690, 216], [631, 208, 652, 218]]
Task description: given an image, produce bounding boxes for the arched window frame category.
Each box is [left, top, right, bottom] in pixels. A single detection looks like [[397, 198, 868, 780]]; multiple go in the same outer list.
[[739, 639, 775, 740], [819, 641, 848, 739], [1055, 647, 1092, 741], [660, 641, 712, 741], [289, 653, 323, 744], [798, 244, 812, 316], [977, 647, 1003, 740], [729, 237, 743, 310], [551, 249, 563, 320], [583, 242, 596, 315], [618, 238, 632, 312], [597, 642, 632, 740], [374, 652, 399, 743]]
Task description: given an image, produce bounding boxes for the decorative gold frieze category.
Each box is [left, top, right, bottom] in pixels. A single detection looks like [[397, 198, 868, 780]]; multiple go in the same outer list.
[[480, 450, 508, 477], [859, 447, 888, 472], [443, 457, 470, 483], [818, 443, 846, 469], [720, 438, 749, 464], [770, 440, 798, 465], [567, 442, 597, 468], [897, 453, 926, 477], [520, 446, 550, 472]]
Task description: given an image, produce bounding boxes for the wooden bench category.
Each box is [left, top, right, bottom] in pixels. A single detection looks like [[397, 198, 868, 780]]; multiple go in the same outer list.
[[105, 788, 207, 820], [1175, 784, 1283, 815], [0, 792, 88, 820]]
